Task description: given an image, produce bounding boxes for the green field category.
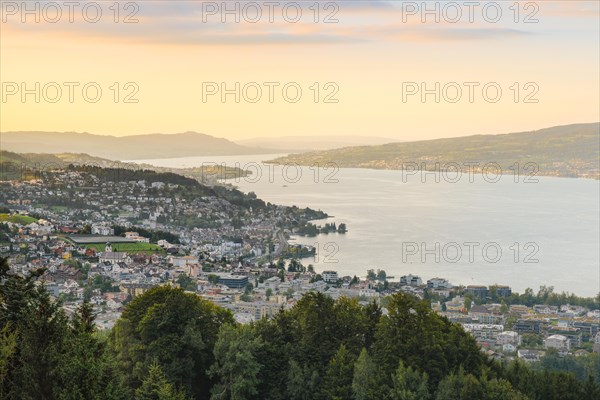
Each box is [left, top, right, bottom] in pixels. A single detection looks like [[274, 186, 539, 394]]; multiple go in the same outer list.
[[84, 242, 164, 254], [0, 213, 38, 225]]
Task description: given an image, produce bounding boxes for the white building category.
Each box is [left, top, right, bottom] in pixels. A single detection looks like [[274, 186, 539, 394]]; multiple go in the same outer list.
[[91, 223, 114, 236], [427, 277, 452, 289], [462, 324, 503, 341], [497, 331, 521, 346], [124, 231, 150, 243], [545, 334, 570, 353], [400, 274, 422, 286], [171, 255, 199, 268], [99, 243, 130, 265], [359, 288, 379, 298], [264, 276, 281, 291], [322, 270, 338, 283]]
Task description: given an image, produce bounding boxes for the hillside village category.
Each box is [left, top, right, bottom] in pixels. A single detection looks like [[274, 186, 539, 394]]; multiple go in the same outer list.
[[0, 165, 598, 366]]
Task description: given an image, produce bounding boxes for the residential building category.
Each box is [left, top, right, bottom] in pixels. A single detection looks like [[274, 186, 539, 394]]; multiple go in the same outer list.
[[546, 327, 582, 348], [518, 349, 542, 363], [400, 274, 422, 286], [218, 274, 248, 289], [497, 331, 521, 346], [468, 304, 504, 324], [427, 277, 452, 289], [491, 285, 512, 298], [322, 270, 339, 283], [545, 334, 570, 353], [515, 319, 543, 334], [91, 224, 114, 236], [462, 323, 503, 341], [445, 296, 465, 312], [466, 285, 488, 300]]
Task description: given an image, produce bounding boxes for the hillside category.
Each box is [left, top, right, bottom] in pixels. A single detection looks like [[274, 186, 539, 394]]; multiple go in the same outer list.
[[237, 135, 397, 152], [0, 151, 248, 183], [0, 131, 275, 160], [268, 123, 600, 179]]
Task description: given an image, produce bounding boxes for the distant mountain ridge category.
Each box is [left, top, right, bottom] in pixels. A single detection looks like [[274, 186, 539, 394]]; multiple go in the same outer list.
[[268, 123, 600, 179], [0, 131, 276, 160], [237, 135, 398, 152]]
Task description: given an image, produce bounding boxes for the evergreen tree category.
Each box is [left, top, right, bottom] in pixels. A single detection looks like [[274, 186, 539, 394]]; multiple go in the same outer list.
[[209, 324, 262, 400], [287, 359, 320, 400], [109, 286, 234, 399], [322, 344, 355, 400], [352, 348, 386, 400], [389, 361, 430, 400], [136, 361, 189, 400], [583, 374, 600, 398]]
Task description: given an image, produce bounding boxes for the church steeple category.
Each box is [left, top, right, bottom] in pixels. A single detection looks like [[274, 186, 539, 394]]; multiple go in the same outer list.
[[105, 242, 113, 252]]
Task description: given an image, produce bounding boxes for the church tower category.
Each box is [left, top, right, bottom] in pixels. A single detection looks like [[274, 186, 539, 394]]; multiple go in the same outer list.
[[105, 242, 113, 252]]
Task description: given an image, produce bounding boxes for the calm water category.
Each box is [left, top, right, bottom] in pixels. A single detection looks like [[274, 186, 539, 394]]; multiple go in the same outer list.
[[131, 155, 600, 297]]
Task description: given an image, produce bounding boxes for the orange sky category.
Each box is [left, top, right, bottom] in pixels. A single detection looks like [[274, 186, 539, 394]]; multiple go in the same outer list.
[[1, 1, 599, 141]]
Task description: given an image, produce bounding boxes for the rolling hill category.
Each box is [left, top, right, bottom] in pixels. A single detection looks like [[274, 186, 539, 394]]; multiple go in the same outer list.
[[0, 151, 248, 182], [268, 123, 600, 179], [237, 135, 397, 152], [0, 131, 275, 160]]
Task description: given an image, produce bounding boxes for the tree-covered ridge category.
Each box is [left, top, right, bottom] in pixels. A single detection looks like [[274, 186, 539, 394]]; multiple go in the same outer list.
[[1, 257, 599, 400], [269, 123, 600, 179], [0, 150, 249, 183]]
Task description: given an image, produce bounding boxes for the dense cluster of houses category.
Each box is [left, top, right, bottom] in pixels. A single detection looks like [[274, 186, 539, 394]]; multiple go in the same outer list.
[[1, 169, 599, 363]]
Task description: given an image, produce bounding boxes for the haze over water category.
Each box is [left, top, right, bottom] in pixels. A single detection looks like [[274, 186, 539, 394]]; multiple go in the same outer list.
[[133, 155, 600, 297]]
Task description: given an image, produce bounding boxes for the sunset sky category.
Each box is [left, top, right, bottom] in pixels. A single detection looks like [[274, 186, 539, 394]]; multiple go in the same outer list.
[[1, 0, 599, 141]]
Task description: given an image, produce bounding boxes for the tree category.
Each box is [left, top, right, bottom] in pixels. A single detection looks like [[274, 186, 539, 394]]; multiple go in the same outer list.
[[286, 359, 320, 400], [363, 300, 382, 349], [176, 274, 196, 291], [464, 295, 473, 311], [372, 293, 487, 389], [376, 269, 387, 282], [56, 316, 127, 400], [0, 257, 125, 399], [72, 300, 96, 334], [0, 324, 17, 396], [352, 348, 385, 400], [0, 259, 70, 399], [390, 361, 430, 400], [435, 370, 478, 400], [136, 361, 189, 400], [276, 258, 285, 269], [582, 374, 600, 398], [367, 269, 377, 280], [500, 300, 508, 314], [265, 288, 273, 300], [435, 369, 527, 400], [110, 286, 234, 399], [287, 259, 304, 273], [209, 324, 262, 400], [521, 333, 542, 348], [322, 344, 355, 400]]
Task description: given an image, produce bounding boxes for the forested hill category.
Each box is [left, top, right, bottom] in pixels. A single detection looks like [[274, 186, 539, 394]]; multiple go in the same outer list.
[[1, 258, 598, 399], [0, 150, 248, 183], [1, 131, 273, 160], [269, 123, 600, 179]]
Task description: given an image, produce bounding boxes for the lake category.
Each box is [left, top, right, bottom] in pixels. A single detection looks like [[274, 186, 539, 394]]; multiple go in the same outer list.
[[130, 154, 600, 297]]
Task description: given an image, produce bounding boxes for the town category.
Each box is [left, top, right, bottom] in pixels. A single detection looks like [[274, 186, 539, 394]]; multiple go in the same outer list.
[[0, 164, 598, 368]]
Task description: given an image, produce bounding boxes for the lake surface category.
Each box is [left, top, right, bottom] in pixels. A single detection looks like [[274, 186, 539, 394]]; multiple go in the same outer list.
[[130, 155, 600, 297]]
